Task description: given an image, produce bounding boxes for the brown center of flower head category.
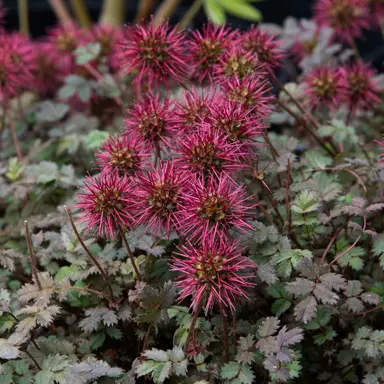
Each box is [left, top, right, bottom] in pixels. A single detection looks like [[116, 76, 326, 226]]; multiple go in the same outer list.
[[199, 193, 230, 223], [243, 39, 271, 63], [329, 0, 355, 27], [198, 38, 223, 66], [227, 86, 254, 106], [110, 148, 139, 173], [97, 35, 113, 55], [94, 188, 123, 214], [190, 143, 221, 170], [147, 182, 178, 216], [348, 73, 368, 95], [213, 117, 244, 141], [195, 251, 226, 282], [182, 103, 208, 127], [56, 33, 77, 53], [224, 55, 255, 79], [139, 37, 169, 64], [139, 113, 166, 140], [312, 75, 337, 98]]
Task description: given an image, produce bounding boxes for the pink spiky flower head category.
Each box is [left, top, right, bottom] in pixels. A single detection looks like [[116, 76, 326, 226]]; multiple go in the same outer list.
[[368, 0, 384, 27], [189, 23, 238, 83], [171, 236, 255, 313], [95, 134, 149, 176], [241, 26, 284, 71], [376, 139, 384, 163], [304, 65, 344, 109], [313, 0, 370, 43], [117, 20, 188, 86], [178, 174, 255, 241], [221, 76, 273, 118], [207, 100, 265, 146], [0, 32, 35, 97], [340, 61, 381, 109], [173, 89, 213, 133], [174, 125, 245, 176], [124, 93, 175, 151], [214, 46, 263, 83], [45, 23, 85, 76], [75, 172, 134, 238], [132, 161, 189, 236]]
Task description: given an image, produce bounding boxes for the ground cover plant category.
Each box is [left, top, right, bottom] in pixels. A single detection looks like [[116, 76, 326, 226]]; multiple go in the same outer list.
[[0, 0, 384, 383]]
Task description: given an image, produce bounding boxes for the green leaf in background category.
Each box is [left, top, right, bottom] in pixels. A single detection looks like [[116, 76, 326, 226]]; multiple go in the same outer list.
[[218, 0, 262, 21], [204, 0, 226, 25], [83, 130, 109, 151]]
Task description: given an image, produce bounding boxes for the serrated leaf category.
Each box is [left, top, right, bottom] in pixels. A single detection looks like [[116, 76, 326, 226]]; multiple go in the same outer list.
[[258, 317, 279, 337], [294, 295, 317, 323], [345, 297, 364, 313], [221, 362, 241, 380], [285, 278, 314, 297], [0, 339, 20, 359]]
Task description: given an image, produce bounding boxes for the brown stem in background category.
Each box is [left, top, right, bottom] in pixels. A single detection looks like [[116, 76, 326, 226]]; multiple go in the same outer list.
[[349, 38, 361, 60], [141, 324, 152, 356], [22, 348, 42, 370], [184, 294, 204, 354], [24, 221, 42, 291], [134, 0, 157, 23], [48, 0, 73, 25], [320, 227, 343, 266], [153, 0, 182, 26], [119, 227, 142, 282], [99, 0, 126, 26], [178, 0, 203, 29], [358, 303, 384, 316], [219, 303, 230, 363], [5, 104, 23, 162], [18, 0, 30, 37], [285, 160, 292, 236], [69, 0, 92, 29], [232, 314, 237, 356], [64, 206, 116, 306]]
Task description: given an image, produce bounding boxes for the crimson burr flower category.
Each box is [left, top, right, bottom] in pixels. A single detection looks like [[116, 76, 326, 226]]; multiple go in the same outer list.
[[304, 66, 344, 109], [75, 172, 134, 238], [214, 46, 262, 82], [124, 93, 175, 151], [207, 101, 265, 146], [221, 76, 273, 118], [178, 174, 254, 241], [174, 126, 245, 176], [171, 236, 255, 313], [241, 26, 284, 71], [313, 0, 370, 43], [189, 23, 238, 83], [0, 32, 35, 97], [95, 134, 149, 176], [117, 20, 188, 86], [131, 161, 188, 236], [173, 89, 213, 133], [340, 62, 381, 109]]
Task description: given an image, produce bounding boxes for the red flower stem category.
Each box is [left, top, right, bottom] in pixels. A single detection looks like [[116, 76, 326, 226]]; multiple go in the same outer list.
[[141, 324, 153, 356], [5, 105, 23, 163], [232, 314, 237, 356], [285, 160, 292, 236], [134, 0, 156, 23], [24, 221, 42, 291], [320, 226, 343, 266], [48, 0, 73, 25], [119, 226, 142, 282], [184, 294, 205, 354], [64, 206, 116, 306], [358, 304, 384, 316], [219, 302, 230, 363], [22, 348, 42, 371], [349, 38, 361, 60]]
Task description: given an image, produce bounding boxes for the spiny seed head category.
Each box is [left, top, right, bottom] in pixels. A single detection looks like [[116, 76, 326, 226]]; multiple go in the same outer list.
[[171, 236, 256, 313], [117, 20, 188, 86], [95, 134, 148, 175], [75, 172, 134, 238]]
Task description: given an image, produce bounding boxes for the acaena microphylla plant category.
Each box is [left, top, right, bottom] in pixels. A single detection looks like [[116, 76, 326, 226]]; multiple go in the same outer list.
[[178, 174, 255, 241], [95, 134, 149, 176], [174, 125, 245, 177], [124, 92, 175, 152], [340, 61, 381, 110], [117, 19, 188, 86], [313, 0, 370, 43], [189, 23, 238, 83], [304, 65, 345, 110], [241, 26, 284, 71], [171, 236, 256, 314], [75, 171, 134, 238], [131, 161, 189, 237]]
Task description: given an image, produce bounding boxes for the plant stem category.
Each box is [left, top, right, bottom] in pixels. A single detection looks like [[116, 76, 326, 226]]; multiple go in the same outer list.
[[24, 221, 42, 291], [178, 0, 203, 29], [99, 0, 126, 26], [141, 324, 152, 355], [64, 206, 116, 306], [119, 227, 142, 282], [134, 0, 156, 23], [18, 0, 30, 37], [358, 303, 384, 316], [69, 0, 92, 29], [320, 227, 343, 266], [184, 294, 204, 354], [349, 38, 361, 60], [48, 0, 73, 25], [232, 315, 237, 356], [6, 106, 23, 162], [22, 348, 41, 370], [219, 303, 230, 363], [153, 0, 182, 26], [285, 160, 292, 236]]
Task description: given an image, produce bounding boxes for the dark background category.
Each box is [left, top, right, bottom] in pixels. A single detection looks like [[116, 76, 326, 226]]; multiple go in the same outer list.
[[2, 0, 383, 66]]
